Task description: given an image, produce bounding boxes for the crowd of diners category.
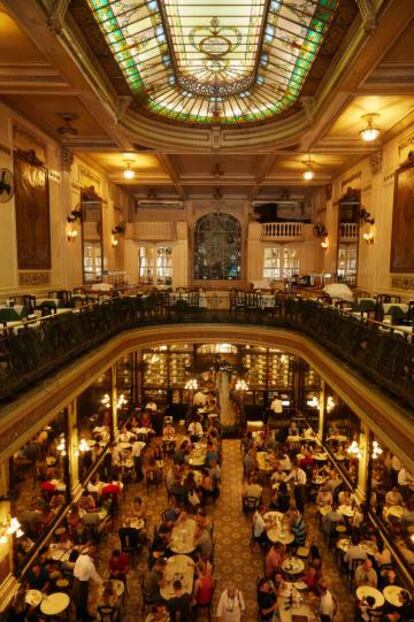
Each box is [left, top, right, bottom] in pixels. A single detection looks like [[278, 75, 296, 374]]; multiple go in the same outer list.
[[240, 417, 414, 622], [8, 371, 226, 622]]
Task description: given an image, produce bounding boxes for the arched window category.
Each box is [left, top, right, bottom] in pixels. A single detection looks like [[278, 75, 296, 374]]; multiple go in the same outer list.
[[194, 213, 241, 280]]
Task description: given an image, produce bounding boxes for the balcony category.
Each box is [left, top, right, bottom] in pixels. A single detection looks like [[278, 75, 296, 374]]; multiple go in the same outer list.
[[261, 222, 304, 241], [339, 222, 358, 242]]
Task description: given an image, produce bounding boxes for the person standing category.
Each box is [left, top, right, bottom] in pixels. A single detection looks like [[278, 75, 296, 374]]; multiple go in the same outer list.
[[216, 583, 245, 621], [73, 544, 103, 621], [131, 437, 146, 482]]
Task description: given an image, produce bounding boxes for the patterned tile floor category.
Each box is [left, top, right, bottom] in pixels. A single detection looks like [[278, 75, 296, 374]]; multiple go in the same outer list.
[[89, 439, 354, 621]]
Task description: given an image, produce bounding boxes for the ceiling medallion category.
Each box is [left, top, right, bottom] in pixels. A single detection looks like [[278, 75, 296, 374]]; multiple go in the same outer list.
[[190, 17, 242, 60]]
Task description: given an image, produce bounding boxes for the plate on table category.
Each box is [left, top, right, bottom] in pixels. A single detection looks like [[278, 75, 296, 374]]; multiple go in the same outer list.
[[293, 581, 308, 590], [25, 590, 43, 607]]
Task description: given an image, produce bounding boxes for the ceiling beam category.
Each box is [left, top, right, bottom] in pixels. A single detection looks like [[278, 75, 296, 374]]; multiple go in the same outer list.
[[158, 153, 187, 199]]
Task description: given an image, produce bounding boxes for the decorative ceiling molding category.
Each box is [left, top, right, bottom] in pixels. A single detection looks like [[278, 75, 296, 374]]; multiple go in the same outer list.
[[47, 0, 71, 35], [355, 0, 378, 33]]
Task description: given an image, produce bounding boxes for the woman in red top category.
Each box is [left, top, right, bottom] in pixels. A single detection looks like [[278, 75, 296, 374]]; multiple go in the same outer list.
[[193, 561, 214, 607], [108, 549, 129, 582]]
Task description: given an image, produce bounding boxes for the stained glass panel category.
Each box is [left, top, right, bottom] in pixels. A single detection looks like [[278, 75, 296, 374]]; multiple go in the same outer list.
[[87, 0, 338, 125], [194, 213, 241, 280]]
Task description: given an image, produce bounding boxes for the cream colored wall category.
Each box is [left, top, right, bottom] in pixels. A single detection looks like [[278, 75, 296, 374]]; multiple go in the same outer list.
[[324, 120, 414, 298], [0, 102, 129, 296]]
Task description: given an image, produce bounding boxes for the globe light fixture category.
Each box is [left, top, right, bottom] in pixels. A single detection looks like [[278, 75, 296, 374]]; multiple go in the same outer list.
[[360, 114, 380, 142]]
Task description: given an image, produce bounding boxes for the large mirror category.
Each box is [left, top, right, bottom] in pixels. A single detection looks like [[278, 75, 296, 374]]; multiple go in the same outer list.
[[337, 188, 360, 285], [81, 186, 103, 284]]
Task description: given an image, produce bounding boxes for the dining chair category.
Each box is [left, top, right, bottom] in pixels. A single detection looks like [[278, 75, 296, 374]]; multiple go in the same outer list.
[[97, 605, 119, 622]]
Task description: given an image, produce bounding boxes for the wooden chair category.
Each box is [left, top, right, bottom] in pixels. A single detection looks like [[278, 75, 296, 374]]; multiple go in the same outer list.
[[97, 605, 119, 622], [139, 574, 156, 615], [119, 527, 141, 566], [146, 468, 162, 494], [243, 496, 260, 513]]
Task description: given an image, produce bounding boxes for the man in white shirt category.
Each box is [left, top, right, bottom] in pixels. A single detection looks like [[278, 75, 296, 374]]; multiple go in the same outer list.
[[285, 465, 307, 512], [216, 583, 245, 622], [188, 419, 203, 441], [318, 578, 336, 620], [131, 439, 146, 482], [73, 544, 103, 621], [344, 535, 367, 570], [252, 504, 266, 541]]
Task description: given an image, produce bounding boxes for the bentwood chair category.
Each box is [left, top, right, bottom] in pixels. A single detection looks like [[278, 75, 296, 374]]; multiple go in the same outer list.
[[97, 606, 119, 622]]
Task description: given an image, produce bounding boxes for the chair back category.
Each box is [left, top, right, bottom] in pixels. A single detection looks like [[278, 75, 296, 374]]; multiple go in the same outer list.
[[367, 609, 384, 621], [119, 526, 139, 550], [244, 496, 259, 511], [97, 605, 117, 622]]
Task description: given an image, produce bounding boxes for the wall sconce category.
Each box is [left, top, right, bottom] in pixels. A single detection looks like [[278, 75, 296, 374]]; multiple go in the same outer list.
[[307, 395, 320, 408], [67, 209, 82, 223], [363, 230, 374, 245], [358, 207, 375, 226], [66, 223, 78, 242], [326, 395, 336, 412], [313, 223, 328, 248], [56, 434, 67, 456], [0, 512, 22, 544], [320, 238, 329, 249], [117, 393, 128, 409], [111, 235, 118, 248], [79, 438, 91, 453]]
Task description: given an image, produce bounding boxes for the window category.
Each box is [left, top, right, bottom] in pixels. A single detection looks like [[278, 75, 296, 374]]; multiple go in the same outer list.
[[194, 213, 241, 280], [83, 242, 102, 283], [138, 246, 172, 284], [337, 243, 357, 284], [263, 247, 299, 280]]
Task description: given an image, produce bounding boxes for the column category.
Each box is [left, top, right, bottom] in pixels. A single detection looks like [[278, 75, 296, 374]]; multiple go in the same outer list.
[[136, 350, 143, 404], [111, 364, 118, 439], [0, 461, 19, 613], [67, 400, 81, 497], [318, 380, 326, 441], [355, 423, 370, 506]]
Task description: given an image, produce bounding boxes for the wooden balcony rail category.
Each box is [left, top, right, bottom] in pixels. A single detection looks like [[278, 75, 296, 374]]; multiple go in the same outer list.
[[0, 295, 413, 412], [261, 222, 304, 240], [339, 222, 358, 240]]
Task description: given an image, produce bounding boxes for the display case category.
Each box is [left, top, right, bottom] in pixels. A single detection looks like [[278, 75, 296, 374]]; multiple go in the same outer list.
[[267, 352, 294, 389], [142, 345, 194, 406]]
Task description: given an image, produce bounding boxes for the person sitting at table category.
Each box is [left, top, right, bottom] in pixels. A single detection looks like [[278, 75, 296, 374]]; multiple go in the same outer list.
[[287, 421, 300, 437], [62, 549, 79, 576], [321, 502, 344, 536], [257, 577, 278, 622], [242, 475, 262, 510], [174, 440, 190, 466], [285, 461, 307, 513], [79, 490, 96, 512], [208, 458, 221, 485], [25, 561, 50, 592], [168, 579, 192, 622], [344, 534, 368, 569], [269, 482, 290, 513], [66, 504, 83, 538], [379, 568, 398, 590], [108, 548, 129, 583], [119, 424, 135, 443], [200, 468, 216, 503], [303, 565, 320, 589], [38, 504, 54, 533], [354, 559, 378, 588], [145, 604, 170, 622], [270, 464, 287, 485], [87, 473, 103, 497], [265, 543, 286, 577], [385, 485, 405, 507], [97, 581, 121, 620], [375, 541, 392, 568], [50, 490, 65, 510], [131, 496, 146, 520], [357, 594, 376, 622], [316, 487, 333, 508], [195, 525, 213, 559], [206, 441, 220, 465], [145, 456, 163, 484], [325, 469, 343, 496], [193, 560, 214, 611], [338, 489, 352, 507], [144, 558, 167, 604], [289, 508, 307, 547], [188, 416, 203, 443], [243, 448, 257, 479], [252, 504, 267, 547]]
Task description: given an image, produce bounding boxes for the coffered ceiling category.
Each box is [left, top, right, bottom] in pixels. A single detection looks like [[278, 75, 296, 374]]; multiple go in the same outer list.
[[1, 0, 414, 200]]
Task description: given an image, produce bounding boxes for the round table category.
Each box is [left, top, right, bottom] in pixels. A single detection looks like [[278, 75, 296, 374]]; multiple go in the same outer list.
[[384, 585, 410, 607], [385, 505, 406, 519], [339, 504, 354, 518], [25, 590, 43, 608], [267, 528, 294, 545], [314, 453, 328, 462], [282, 557, 305, 576], [356, 586, 384, 608], [318, 505, 332, 516], [40, 593, 70, 616]]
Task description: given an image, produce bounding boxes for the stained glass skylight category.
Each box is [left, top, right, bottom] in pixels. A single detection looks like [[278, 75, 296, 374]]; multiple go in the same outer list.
[[87, 0, 338, 125]]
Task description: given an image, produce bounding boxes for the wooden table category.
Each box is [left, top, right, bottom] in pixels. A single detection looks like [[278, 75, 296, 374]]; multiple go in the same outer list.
[[40, 592, 70, 616], [160, 554, 195, 600], [356, 586, 384, 608], [170, 518, 197, 554]]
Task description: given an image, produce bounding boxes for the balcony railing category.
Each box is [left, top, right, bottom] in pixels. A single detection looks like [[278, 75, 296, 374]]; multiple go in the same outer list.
[[261, 222, 304, 241], [0, 295, 413, 412], [339, 222, 358, 241]]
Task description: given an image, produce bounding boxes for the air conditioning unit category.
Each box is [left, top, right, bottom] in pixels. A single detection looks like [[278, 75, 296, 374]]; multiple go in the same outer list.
[[137, 200, 184, 209]]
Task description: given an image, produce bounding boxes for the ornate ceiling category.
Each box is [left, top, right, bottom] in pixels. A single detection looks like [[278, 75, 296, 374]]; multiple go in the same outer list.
[[86, 0, 338, 125]]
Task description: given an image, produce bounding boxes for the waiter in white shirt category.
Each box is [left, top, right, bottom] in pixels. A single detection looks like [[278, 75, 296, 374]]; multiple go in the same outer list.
[[268, 393, 283, 427], [73, 544, 103, 621]]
